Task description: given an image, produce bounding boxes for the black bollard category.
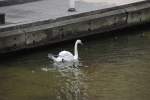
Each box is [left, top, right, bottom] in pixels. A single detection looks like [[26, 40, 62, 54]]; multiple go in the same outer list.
[[0, 13, 5, 24], [68, 0, 76, 12], [68, 8, 76, 12]]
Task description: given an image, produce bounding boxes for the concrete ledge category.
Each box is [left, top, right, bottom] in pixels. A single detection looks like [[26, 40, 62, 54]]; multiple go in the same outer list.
[[0, 1, 150, 53], [0, 0, 40, 7]]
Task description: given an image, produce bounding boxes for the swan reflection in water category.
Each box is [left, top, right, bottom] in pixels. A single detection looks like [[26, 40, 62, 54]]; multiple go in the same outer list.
[[55, 61, 88, 100], [53, 59, 81, 68], [42, 60, 88, 100]]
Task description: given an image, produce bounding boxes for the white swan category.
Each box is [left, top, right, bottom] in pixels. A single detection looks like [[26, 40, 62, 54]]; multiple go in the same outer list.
[[48, 39, 83, 63]]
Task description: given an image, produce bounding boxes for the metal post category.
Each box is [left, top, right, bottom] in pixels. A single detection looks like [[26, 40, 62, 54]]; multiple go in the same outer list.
[[0, 13, 5, 24], [68, 0, 76, 12]]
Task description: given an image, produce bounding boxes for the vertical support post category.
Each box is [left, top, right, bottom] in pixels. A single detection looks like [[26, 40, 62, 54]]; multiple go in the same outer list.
[[68, 0, 76, 12], [0, 13, 5, 24]]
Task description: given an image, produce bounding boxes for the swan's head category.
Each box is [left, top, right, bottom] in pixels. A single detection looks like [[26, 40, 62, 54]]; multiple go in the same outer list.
[[76, 39, 83, 45]]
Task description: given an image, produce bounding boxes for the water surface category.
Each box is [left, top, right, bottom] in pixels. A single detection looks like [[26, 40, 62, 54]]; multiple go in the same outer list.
[[0, 26, 150, 100]]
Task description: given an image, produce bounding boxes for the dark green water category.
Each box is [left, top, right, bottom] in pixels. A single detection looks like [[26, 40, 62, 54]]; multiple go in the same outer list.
[[1, 26, 150, 100]]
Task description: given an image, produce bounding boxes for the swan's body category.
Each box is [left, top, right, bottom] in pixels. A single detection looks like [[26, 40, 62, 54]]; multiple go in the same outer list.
[[48, 40, 82, 63]]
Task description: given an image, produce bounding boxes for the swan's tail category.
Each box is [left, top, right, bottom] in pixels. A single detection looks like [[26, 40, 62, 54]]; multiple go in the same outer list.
[[48, 53, 57, 62]]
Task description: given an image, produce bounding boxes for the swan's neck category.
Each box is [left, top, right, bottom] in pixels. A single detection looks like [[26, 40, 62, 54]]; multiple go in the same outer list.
[[74, 42, 79, 60]]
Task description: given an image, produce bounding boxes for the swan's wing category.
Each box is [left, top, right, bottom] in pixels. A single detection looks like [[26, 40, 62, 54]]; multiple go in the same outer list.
[[59, 51, 73, 57], [59, 51, 74, 61]]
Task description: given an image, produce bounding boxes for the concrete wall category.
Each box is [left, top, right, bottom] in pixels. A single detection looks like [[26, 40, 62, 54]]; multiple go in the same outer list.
[[0, 1, 150, 53]]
